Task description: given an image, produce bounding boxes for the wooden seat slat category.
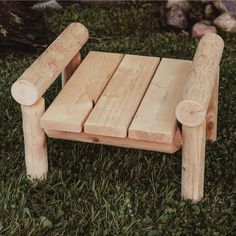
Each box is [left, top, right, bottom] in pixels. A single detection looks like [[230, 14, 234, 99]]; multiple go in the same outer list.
[[129, 58, 192, 143], [40, 51, 124, 132], [84, 54, 160, 137]]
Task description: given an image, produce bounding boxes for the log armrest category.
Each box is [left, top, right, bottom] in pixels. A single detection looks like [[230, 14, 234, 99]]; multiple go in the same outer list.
[[11, 22, 89, 106], [176, 33, 224, 127]]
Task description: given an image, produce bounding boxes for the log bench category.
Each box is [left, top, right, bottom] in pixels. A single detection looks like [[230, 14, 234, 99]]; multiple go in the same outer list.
[[11, 23, 224, 202]]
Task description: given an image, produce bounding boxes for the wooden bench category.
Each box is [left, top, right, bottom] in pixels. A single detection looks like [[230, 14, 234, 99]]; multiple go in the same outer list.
[[11, 23, 224, 202]]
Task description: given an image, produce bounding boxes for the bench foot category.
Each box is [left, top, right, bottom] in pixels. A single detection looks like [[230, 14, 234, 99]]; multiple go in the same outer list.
[[21, 98, 48, 180], [181, 120, 206, 202]]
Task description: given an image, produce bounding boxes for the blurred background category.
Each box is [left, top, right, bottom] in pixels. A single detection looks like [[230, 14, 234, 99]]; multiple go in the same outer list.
[[1, 0, 235, 55]]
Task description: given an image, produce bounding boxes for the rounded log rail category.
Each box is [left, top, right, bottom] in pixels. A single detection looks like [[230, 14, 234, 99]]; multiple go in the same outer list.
[[11, 22, 89, 106], [176, 33, 224, 127]]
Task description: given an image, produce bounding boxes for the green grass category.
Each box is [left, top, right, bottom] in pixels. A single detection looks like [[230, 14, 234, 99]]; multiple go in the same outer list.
[[0, 3, 236, 235]]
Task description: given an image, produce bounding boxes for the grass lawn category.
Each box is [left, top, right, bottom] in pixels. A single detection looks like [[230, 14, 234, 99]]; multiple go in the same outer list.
[[0, 3, 235, 235]]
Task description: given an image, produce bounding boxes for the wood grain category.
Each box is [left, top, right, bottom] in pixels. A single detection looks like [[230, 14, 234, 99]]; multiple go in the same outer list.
[[45, 128, 182, 154], [176, 33, 224, 127], [11, 22, 89, 105], [40, 51, 124, 132], [84, 54, 160, 137], [206, 68, 219, 141], [21, 98, 48, 180], [129, 58, 192, 143], [181, 120, 206, 202]]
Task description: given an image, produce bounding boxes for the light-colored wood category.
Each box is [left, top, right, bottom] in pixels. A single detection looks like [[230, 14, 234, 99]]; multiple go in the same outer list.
[[181, 120, 206, 202], [129, 58, 192, 144], [21, 98, 48, 180], [11, 23, 89, 105], [62, 52, 81, 87], [176, 33, 224, 127], [206, 68, 219, 141], [45, 127, 182, 154], [40, 51, 124, 132], [84, 54, 160, 138]]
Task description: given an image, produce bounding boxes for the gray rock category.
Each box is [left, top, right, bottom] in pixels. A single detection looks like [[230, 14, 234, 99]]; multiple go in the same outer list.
[[165, 1, 189, 29], [213, 0, 236, 15], [32, 0, 62, 10], [166, 0, 190, 11]]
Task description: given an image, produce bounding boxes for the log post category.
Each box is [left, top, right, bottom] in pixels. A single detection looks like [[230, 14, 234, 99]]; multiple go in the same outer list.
[[62, 51, 81, 87], [206, 68, 219, 141], [175, 34, 224, 201], [181, 120, 206, 202], [21, 98, 48, 180], [176, 33, 224, 127]]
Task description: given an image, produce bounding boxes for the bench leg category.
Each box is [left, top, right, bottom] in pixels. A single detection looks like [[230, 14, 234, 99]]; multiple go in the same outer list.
[[21, 98, 48, 180], [62, 52, 81, 87], [181, 120, 206, 202], [206, 69, 219, 141]]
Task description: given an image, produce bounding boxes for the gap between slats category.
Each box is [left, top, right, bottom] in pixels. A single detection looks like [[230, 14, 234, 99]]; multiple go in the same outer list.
[[128, 58, 192, 143], [84, 54, 161, 138]]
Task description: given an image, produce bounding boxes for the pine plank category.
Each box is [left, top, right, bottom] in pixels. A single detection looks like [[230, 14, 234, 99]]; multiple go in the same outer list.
[[84, 54, 160, 137], [129, 58, 192, 143], [45, 127, 182, 154], [40, 51, 124, 132]]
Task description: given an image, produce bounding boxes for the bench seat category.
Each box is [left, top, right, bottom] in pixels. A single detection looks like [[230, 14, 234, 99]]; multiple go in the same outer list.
[[40, 51, 192, 145], [11, 22, 224, 202]]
